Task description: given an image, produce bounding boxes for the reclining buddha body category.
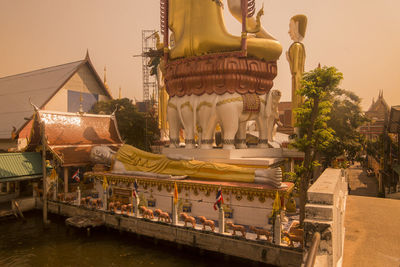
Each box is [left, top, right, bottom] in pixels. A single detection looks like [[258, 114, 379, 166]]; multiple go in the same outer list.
[[168, 0, 282, 61]]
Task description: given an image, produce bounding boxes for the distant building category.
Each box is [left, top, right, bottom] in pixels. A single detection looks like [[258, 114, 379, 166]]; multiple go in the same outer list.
[[277, 101, 294, 135], [0, 52, 112, 151], [359, 91, 390, 141]]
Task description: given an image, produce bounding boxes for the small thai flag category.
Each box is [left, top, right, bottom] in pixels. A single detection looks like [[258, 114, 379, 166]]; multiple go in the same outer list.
[[132, 179, 138, 198], [214, 187, 223, 210], [72, 169, 80, 182]]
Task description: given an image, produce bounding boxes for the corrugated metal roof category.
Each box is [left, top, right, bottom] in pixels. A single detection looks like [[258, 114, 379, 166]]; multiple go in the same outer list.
[[0, 60, 84, 139], [0, 152, 42, 179]]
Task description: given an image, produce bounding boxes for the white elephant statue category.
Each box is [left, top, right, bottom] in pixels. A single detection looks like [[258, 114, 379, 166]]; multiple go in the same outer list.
[[167, 94, 199, 149], [167, 90, 282, 150], [265, 90, 282, 142], [197, 90, 281, 149]]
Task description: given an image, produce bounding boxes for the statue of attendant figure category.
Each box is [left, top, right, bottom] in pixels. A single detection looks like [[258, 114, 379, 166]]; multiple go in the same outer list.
[[286, 14, 307, 128], [90, 145, 285, 188]]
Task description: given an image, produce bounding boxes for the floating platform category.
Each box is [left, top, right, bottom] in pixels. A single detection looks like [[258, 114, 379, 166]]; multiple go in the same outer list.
[[65, 215, 104, 229]]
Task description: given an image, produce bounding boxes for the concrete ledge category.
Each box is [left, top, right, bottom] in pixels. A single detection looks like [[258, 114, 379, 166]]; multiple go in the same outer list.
[[305, 168, 347, 267], [308, 169, 342, 205], [47, 201, 303, 266], [305, 203, 333, 221]]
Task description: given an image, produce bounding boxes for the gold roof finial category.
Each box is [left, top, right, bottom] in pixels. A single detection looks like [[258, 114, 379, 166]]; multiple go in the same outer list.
[[119, 86, 122, 99], [104, 65, 109, 90], [79, 92, 84, 115]]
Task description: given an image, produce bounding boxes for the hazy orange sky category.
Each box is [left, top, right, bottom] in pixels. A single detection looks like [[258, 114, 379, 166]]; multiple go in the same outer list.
[[1, 0, 399, 110]]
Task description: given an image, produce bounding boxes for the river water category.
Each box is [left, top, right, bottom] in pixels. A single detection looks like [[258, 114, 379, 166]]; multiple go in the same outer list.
[[0, 211, 270, 267]]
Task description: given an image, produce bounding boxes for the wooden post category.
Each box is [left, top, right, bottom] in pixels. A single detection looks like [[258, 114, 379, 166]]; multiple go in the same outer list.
[[63, 167, 68, 193], [273, 215, 282, 245], [134, 196, 139, 218], [76, 186, 81, 206], [41, 122, 49, 224], [218, 207, 225, 234], [171, 196, 177, 225], [104, 188, 108, 211]]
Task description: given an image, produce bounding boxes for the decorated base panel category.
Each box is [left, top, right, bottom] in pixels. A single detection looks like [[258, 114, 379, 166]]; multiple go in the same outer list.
[[86, 172, 293, 228]]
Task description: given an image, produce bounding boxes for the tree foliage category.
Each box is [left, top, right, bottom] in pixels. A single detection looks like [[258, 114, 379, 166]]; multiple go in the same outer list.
[[291, 66, 368, 225], [291, 66, 343, 225], [90, 98, 160, 151], [324, 89, 368, 164]]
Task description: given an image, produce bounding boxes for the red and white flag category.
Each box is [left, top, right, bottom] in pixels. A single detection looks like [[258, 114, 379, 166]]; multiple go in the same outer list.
[[72, 169, 80, 182], [214, 187, 223, 210]]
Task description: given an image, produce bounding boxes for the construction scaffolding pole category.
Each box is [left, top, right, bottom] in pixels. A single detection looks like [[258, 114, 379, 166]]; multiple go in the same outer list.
[[142, 30, 158, 104]]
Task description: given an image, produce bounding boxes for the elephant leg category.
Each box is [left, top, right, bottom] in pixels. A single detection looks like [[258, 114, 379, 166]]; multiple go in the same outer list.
[[217, 100, 241, 149], [180, 105, 196, 149], [257, 117, 269, 148], [167, 105, 182, 148], [235, 121, 247, 149], [220, 116, 239, 150], [197, 101, 217, 149], [198, 113, 218, 149]]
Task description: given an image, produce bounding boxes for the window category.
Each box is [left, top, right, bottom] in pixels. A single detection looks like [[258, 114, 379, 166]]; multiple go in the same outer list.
[[67, 90, 98, 112]]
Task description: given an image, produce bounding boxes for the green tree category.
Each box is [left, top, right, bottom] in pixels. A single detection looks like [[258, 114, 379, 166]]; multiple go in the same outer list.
[[324, 89, 368, 165], [292, 66, 342, 226], [90, 98, 160, 151]]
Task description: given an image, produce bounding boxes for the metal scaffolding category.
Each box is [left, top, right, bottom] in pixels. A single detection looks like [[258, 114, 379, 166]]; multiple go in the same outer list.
[[141, 30, 158, 102]]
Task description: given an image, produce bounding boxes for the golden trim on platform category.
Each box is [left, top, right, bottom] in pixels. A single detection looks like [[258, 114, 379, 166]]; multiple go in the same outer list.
[[86, 172, 294, 203]]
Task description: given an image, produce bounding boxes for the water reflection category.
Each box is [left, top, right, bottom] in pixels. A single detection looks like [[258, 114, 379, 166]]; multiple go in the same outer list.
[[0, 211, 271, 267]]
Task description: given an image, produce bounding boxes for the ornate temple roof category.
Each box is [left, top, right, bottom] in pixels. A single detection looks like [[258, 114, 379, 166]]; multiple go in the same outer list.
[[0, 52, 112, 139], [365, 90, 389, 121], [26, 110, 123, 167]]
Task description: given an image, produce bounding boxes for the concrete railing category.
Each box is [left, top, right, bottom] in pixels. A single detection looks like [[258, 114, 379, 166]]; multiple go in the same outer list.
[[304, 168, 348, 267]]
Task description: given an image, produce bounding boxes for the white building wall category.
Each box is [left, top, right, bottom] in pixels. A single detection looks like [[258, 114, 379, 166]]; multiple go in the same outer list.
[[44, 64, 111, 112]]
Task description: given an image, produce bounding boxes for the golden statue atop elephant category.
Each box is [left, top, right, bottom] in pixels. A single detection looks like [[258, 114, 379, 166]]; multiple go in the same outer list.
[[159, 0, 284, 149]]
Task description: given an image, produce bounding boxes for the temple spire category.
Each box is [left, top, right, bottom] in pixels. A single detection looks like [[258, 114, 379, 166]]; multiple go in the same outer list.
[[85, 49, 90, 60], [104, 66, 109, 90]]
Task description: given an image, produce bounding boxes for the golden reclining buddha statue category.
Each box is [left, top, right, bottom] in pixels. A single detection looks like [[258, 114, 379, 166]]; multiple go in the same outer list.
[[168, 0, 282, 61], [90, 145, 285, 188]]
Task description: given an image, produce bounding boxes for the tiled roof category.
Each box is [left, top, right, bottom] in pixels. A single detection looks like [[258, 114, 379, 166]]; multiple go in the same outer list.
[[0, 152, 42, 180], [26, 110, 123, 166]]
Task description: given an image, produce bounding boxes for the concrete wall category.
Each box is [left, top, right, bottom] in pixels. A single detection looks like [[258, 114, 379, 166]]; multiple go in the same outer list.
[[304, 168, 348, 267]]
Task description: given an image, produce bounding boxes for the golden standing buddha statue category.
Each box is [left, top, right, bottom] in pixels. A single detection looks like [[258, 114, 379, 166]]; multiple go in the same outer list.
[[286, 14, 307, 128]]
